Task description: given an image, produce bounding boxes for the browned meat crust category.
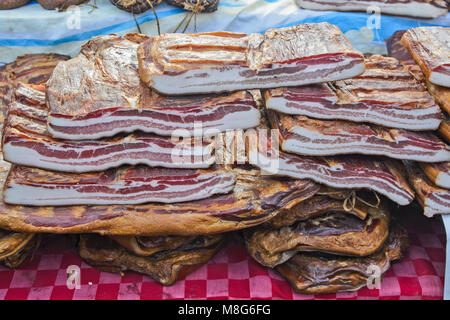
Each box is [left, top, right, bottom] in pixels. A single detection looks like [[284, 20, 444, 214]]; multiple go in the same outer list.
[[79, 234, 223, 285], [0, 230, 40, 268], [110, 234, 198, 256], [265, 55, 442, 131], [404, 161, 450, 217], [244, 194, 390, 268], [276, 223, 409, 294], [401, 27, 450, 88]]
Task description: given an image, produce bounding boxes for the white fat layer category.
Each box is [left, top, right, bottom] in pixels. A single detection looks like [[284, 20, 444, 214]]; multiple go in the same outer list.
[[435, 171, 450, 189], [48, 108, 261, 140], [266, 97, 442, 131], [296, 0, 448, 19], [3, 143, 215, 173], [150, 60, 364, 95], [4, 174, 236, 206], [282, 127, 450, 162], [429, 71, 450, 88], [248, 149, 411, 205], [423, 193, 450, 217]]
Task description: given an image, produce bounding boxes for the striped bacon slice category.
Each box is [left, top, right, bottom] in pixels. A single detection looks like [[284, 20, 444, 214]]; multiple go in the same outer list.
[[79, 234, 224, 285], [265, 55, 442, 131], [402, 27, 450, 88], [248, 131, 415, 205], [46, 34, 260, 140], [137, 23, 365, 95], [276, 223, 409, 294], [3, 83, 215, 172], [269, 111, 450, 162], [4, 164, 236, 206]]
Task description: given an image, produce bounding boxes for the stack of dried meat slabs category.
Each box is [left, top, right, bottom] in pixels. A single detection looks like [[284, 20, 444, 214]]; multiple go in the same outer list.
[[0, 22, 437, 293], [1, 25, 362, 285], [0, 53, 69, 269], [244, 27, 450, 294], [386, 27, 450, 217], [135, 22, 419, 293]]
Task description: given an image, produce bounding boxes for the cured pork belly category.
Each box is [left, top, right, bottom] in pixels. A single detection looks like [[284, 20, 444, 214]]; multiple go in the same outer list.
[[4, 165, 236, 206], [276, 223, 409, 294], [248, 132, 415, 205], [137, 23, 365, 95], [387, 30, 450, 144], [0, 160, 319, 235], [0, 229, 40, 268], [46, 34, 260, 140], [296, 0, 448, 18], [270, 111, 450, 162], [402, 27, 450, 88], [79, 234, 223, 285], [3, 84, 215, 172], [386, 30, 417, 66], [387, 30, 450, 116], [245, 193, 390, 268], [265, 55, 442, 131], [405, 161, 450, 216], [420, 162, 450, 189], [0, 53, 69, 121]]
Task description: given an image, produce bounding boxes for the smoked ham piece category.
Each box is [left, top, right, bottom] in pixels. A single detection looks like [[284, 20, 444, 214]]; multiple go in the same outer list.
[[79, 234, 223, 285], [296, 0, 448, 18], [4, 165, 236, 206], [420, 162, 450, 189], [245, 193, 390, 268], [46, 34, 260, 140], [402, 27, 450, 88], [265, 55, 442, 131], [137, 23, 365, 95], [3, 83, 215, 172], [405, 161, 450, 216], [269, 111, 450, 162], [248, 131, 415, 205], [276, 223, 409, 294]]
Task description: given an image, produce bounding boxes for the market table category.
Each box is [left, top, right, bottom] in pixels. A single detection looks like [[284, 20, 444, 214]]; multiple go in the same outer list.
[[0, 207, 445, 300], [0, 0, 448, 300]]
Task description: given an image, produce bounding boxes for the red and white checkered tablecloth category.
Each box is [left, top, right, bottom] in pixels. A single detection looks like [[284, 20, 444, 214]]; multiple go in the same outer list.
[[0, 209, 446, 300]]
